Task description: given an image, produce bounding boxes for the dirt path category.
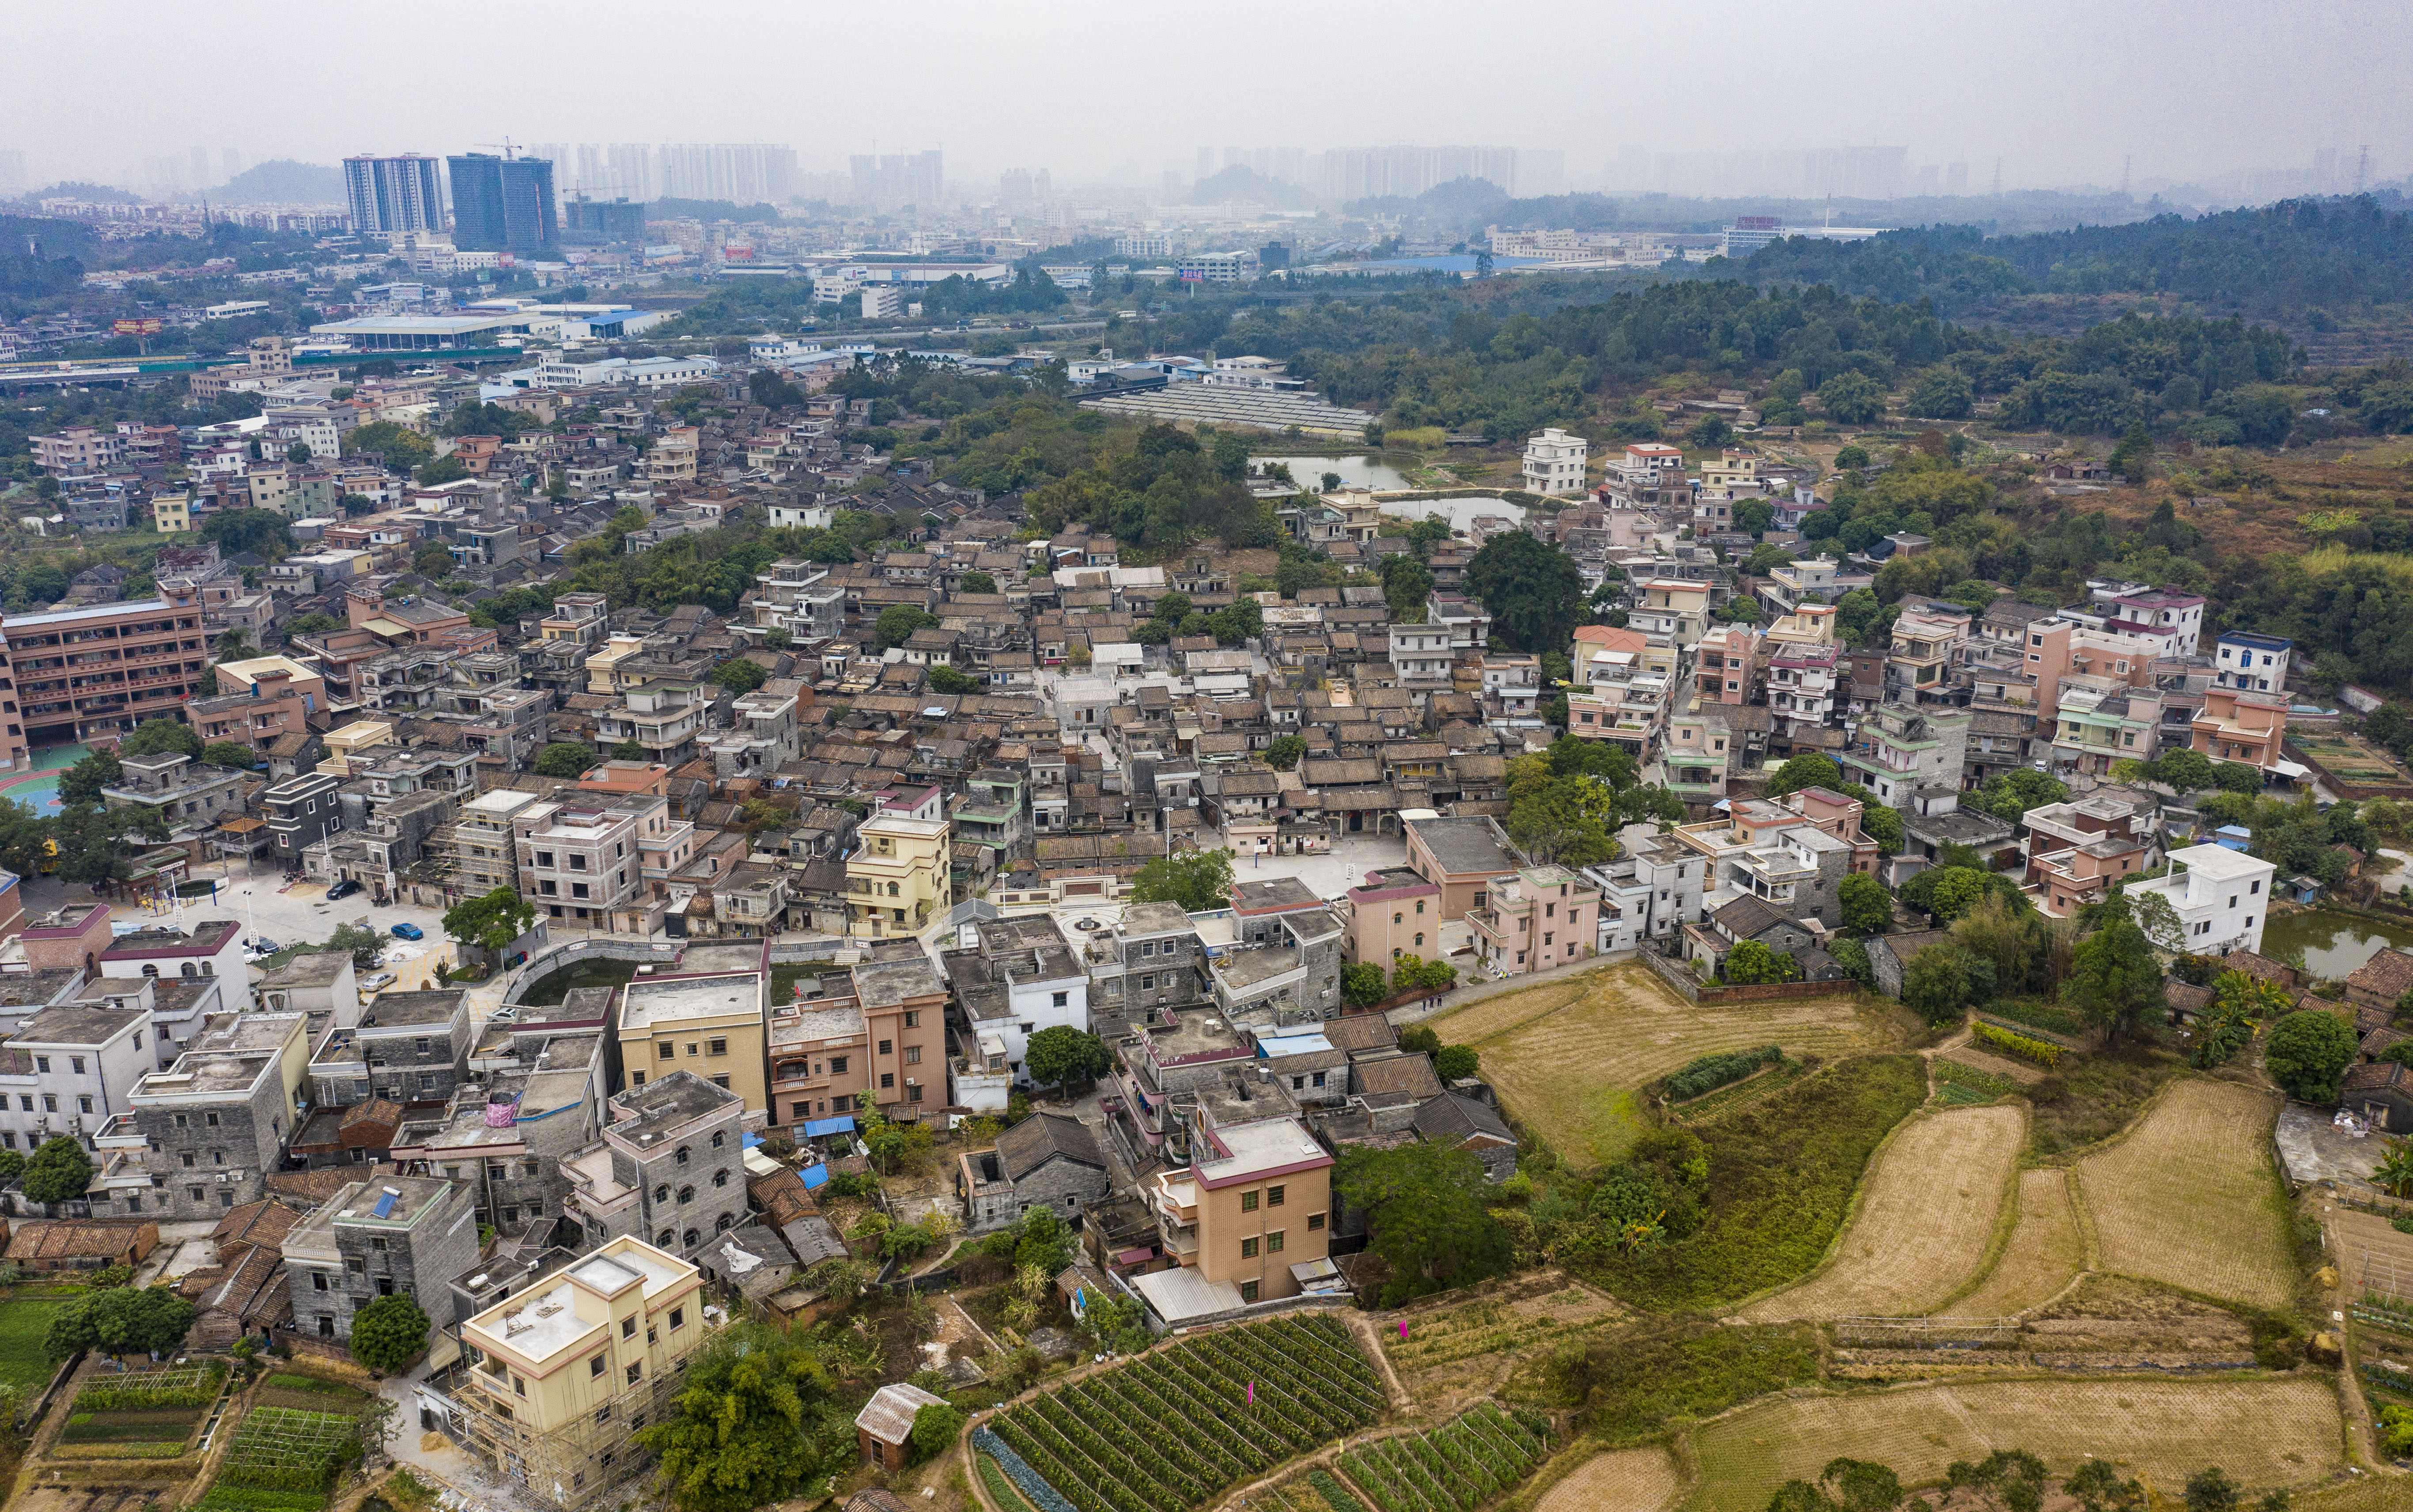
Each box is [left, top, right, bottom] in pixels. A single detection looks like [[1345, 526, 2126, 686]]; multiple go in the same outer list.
[[1343, 1311, 1414, 1413]]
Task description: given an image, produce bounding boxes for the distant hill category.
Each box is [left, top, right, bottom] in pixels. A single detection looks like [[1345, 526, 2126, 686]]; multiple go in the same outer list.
[[1732, 194, 2413, 325], [1191, 166, 1316, 211], [211, 159, 344, 204]]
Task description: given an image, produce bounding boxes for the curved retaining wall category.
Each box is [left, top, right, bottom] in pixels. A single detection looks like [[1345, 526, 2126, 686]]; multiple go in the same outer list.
[[501, 937, 681, 1005]]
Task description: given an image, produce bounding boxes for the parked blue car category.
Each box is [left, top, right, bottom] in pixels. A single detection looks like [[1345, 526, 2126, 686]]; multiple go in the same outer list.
[[389, 922, 425, 941]]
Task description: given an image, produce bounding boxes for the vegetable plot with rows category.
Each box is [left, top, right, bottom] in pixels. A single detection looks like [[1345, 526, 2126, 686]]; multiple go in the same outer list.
[[213, 1406, 364, 1497], [987, 1315, 1388, 1512], [1337, 1402, 1552, 1512]]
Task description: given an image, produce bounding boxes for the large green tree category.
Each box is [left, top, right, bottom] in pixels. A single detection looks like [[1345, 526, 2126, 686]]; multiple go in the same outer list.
[[2264, 1008, 2358, 1102], [1335, 1141, 1512, 1307], [875, 605, 939, 649], [1464, 532, 1585, 653], [1022, 1026, 1110, 1101], [533, 742, 598, 778], [2063, 916, 2165, 1041], [444, 886, 538, 955], [637, 1322, 846, 1512], [1129, 847, 1235, 912], [1838, 873, 1891, 937], [348, 1293, 430, 1373], [46, 1285, 194, 1361], [19, 1134, 93, 1206], [119, 719, 202, 759]]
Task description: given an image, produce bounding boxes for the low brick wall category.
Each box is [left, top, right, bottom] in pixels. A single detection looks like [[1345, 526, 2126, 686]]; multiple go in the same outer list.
[[1640, 948, 1862, 1004]]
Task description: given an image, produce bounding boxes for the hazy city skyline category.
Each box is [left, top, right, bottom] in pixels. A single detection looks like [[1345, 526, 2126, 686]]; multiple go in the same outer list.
[[4, 0, 2410, 200]]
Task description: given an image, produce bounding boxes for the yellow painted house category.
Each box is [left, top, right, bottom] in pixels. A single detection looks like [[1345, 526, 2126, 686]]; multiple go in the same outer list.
[[845, 813, 949, 939]]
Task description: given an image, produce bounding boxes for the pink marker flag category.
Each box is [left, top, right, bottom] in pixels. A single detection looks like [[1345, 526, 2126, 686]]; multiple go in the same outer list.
[[1399, 1321, 1408, 1342], [1247, 1381, 1255, 1406]]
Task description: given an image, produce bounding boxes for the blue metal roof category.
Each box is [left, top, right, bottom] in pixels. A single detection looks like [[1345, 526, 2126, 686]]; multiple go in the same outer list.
[[802, 1115, 856, 1138], [799, 1162, 830, 1190]]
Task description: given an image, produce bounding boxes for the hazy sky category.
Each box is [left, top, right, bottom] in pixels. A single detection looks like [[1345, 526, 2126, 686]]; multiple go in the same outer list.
[[9, 0, 2411, 190]]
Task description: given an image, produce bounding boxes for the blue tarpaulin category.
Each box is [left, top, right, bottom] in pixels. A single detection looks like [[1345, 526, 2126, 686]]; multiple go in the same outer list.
[[799, 1163, 830, 1190], [741, 1130, 763, 1148], [802, 1115, 857, 1138]]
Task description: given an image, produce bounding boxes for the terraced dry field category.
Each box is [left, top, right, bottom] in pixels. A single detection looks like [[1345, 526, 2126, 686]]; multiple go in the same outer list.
[[1944, 1168, 2087, 1318], [1433, 962, 1898, 1165], [1536, 1446, 1682, 1512], [1739, 1104, 2024, 1321], [1683, 1378, 2344, 1512], [2076, 1080, 2295, 1310]]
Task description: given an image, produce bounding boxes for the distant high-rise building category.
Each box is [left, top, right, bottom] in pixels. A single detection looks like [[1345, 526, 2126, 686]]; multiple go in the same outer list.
[[564, 195, 647, 241], [446, 153, 557, 254], [221, 148, 245, 182], [188, 146, 210, 186], [654, 144, 795, 204], [343, 154, 446, 239], [1945, 162, 1970, 195], [1197, 147, 1215, 181], [847, 151, 942, 207]]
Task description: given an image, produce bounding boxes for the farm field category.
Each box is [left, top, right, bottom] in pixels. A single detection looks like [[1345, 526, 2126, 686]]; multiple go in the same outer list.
[[1380, 1281, 1623, 1406], [984, 1315, 1387, 1512], [1335, 1403, 1554, 1512], [1681, 1378, 2346, 1512], [1533, 1446, 1682, 1512], [1943, 1168, 2086, 1318], [1739, 1104, 2023, 1321], [1433, 962, 1901, 1166], [0, 1294, 76, 1390], [2076, 1080, 2295, 1310]]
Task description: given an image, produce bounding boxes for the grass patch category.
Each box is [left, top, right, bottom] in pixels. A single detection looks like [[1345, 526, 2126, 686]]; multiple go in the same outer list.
[[1511, 1316, 1819, 1442], [1933, 1059, 2020, 1101], [2026, 1038, 2189, 1158], [977, 1455, 1037, 1512], [263, 1374, 366, 1399], [1668, 1060, 1807, 1123], [61, 1408, 203, 1443], [1982, 997, 2087, 1037], [1570, 1055, 1929, 1311], [0, 1295, 73, 1390]]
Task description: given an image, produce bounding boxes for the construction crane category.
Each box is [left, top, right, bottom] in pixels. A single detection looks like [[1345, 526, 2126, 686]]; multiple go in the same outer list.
[[473, 139, 522, 160]]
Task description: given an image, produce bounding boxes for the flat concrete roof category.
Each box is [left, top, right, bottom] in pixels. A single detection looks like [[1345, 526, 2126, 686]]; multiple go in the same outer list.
[[1407, 815, 1519, 878], [620, 973, 761, 1034]]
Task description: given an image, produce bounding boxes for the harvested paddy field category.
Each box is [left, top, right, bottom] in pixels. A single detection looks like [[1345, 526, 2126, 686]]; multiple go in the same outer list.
[[1682, 1377, 2345, 1512], [1435, 962, 1899, 1165], [1535, 1445, 1682, 1512], [1942, 1168, 2087, 1318], [1739, 1104, 2023, 1321], [2076, 1080, 2295, 1310]]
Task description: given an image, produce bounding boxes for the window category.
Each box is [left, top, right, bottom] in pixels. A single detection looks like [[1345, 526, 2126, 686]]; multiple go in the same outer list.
[[908, 1082, 923, 1103], [1241, 1236, 1259, 1258], [657, 1041, 673, 1061], [1308, 1213, 1325, 1231], [78, 1095, 93, 1114], [1268, 1185, 1284, 1207], [678, 1186, 693, 1205], [70, 1056, 84, 1074], [707, 1037, 727, 1056], [590, 1354, 606, 1378], [312, 1272, 329, 1291], [904, 1011, 920, 1028], [595, 1406, 612, 1425], [33, 1056, 47, 1074], [1241, 1190, 1259, 1213], [1052, 991, 1068, 1007], [1268, 1230, 1285, 1253], [1240, 1280, 1260, 1303], [878, 1039, 893, 1055], [512, 1376, 526, 1397], [669, 1307, 685, 1330], [830, 1055, 848, 1075], [881, 1072, 895, 1090], [905, 1045, 921, 1065], [620, 1319, 638, 1340]]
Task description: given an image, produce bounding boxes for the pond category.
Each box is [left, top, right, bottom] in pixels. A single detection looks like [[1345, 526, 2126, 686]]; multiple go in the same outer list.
[[2258, 907, 2413, 979], [515, 957, 641, 1006], [1249, 454, 1414, 491], [1375, 494, 1533, 534]]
